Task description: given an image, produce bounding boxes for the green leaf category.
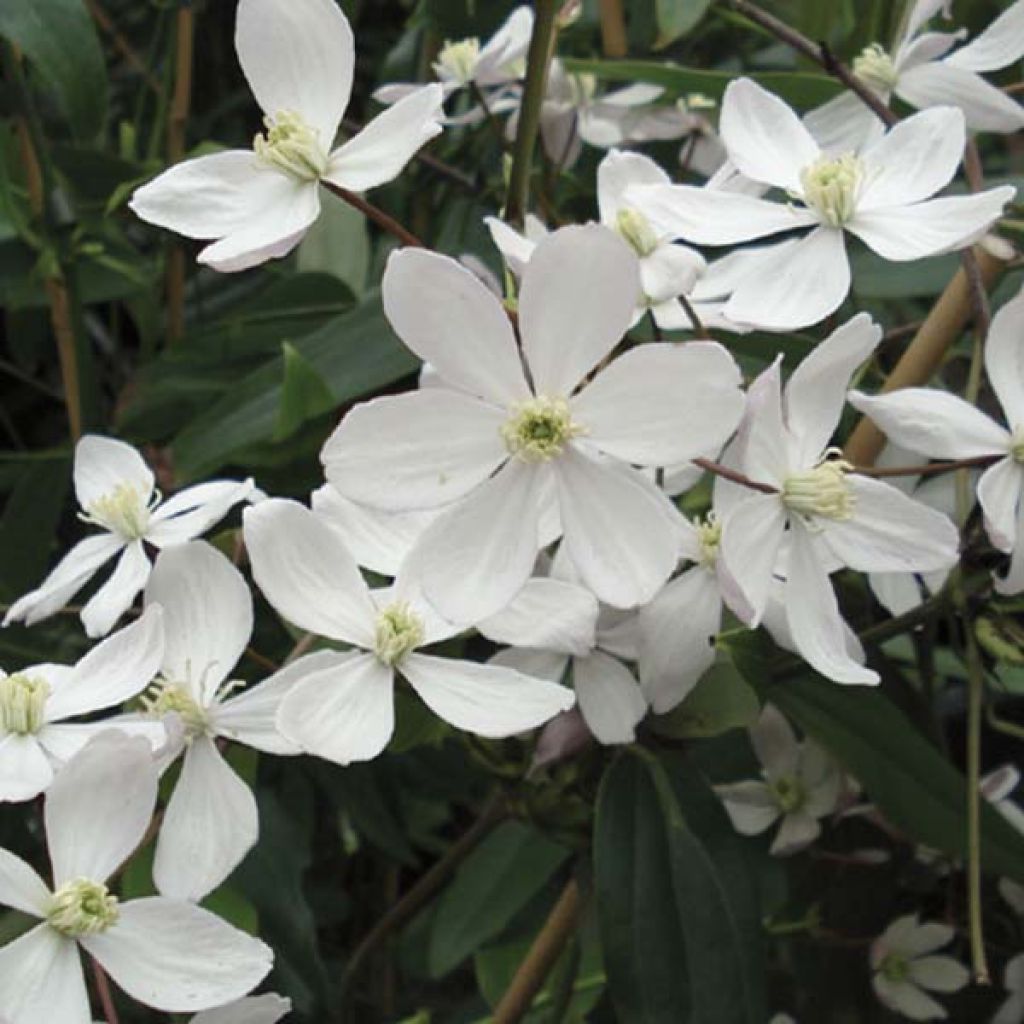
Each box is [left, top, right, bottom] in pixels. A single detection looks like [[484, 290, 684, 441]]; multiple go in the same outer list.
[[655, 0, 712, 49], [427, 820, 570, 978], [274, 341, 336, 442], [651, 653, 760, 739], [0, 0, 108, 138], [297, 197, 370, 297]]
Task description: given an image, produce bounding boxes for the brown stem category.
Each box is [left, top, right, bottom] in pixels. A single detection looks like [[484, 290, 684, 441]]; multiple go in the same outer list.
[[677, 293, 709, 339], [854, 455, 999, 479], [284, 632, 316, 666], [321, 181, 425, 248], [91, 958, 120, 1024], [598, 0, 629, 57], [492, 878, 583, 1024], [694, 457, 778, 494]]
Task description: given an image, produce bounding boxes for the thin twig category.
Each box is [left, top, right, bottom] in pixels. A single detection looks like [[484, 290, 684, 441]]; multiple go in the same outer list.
[[320, 181, 424, 248], [694, 457, 778, 494], [91, 958, 120, 1024], [676, 293, 710, 339], [854, 455, 999, 479], [469, 81, 510, 149], [284, 632, 316, 666]]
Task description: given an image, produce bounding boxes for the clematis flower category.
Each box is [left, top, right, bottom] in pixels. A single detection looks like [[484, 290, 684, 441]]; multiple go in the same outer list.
[[243, 499, 576, 766], [994, 954, 1024, 1024], [0, 733, 273, 1023], [714, 704, 841, 856], [0, 606, 165, 802], [627, 78, 1015, 329], [849, 287, 1024, 596], [139, 542, 303, 902], [2, 435, 253, 638], [716, 314, 960, 684], [130, 0, 444, 272], [322, 224, 745, 621], [869, 915, 969, 1020], [806, 0, 1024, 153]]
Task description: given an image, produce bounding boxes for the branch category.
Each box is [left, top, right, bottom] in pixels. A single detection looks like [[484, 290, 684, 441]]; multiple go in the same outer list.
[[91, 958, 120, 1024], [598, 0, 628, 57], [321, 181, 425, 248], [694, 457, 778, 494], [854, 455, 999, 480]]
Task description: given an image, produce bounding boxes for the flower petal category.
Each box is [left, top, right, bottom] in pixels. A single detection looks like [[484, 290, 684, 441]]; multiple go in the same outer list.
[[596, 148, 670, 222], [193, 994, 293, 1024], [977, 457, 1023, 552], [803, 89, 886, 156], [945, 0, 1024, 72], [80, 540, 152, 639], [146, 479, 254, 548], [718, 493, 788, 625], [0, 848, 49, 917], [715, 780, 781, 835], [995, 489, 1024, 596], [477, 577, 599, 656], [74, 435, 154, 511], [639, 243, 706, 304], [908, 955, 970, 993], [985, 287, 1024, 427], [0, 925, 89, 1024], [898, 62, 1024, 133], [37, 720, 168, 766], [871, 974, 947, 1021], [751, 704, 800, 781], [573, 650, 646, 745], [770, 811, 821, 855], [0, 734, 54, 803]]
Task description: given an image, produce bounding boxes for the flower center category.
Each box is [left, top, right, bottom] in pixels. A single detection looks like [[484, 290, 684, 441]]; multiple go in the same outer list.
[[501, 396, 582, 462], [434, 37, 480, 85], [615, 207, 660, 258], [83, 482, 154, 540], [254, 110, 329, 182], [783, 455, 855, 522], [853, 43, 898, 92], [771, 774, 806, 814], [48, 878, 119, 937], [878, 951, 910, 984], [695, 514, 722, 567], [799, 154, 863, 228], [374, 602, 425, 667], [141, 679, 208, 737], [0, 674, 49, 735]]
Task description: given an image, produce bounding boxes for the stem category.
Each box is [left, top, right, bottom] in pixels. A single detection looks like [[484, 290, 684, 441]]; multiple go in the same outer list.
[[492, 878, 583, 1024], [694, 457, 777, 494], [86, 0, 164, 93], [677, 293, 709, 339], [854, 455, 998, 479], [320, 181, 425, 248], [91, 958, 120, 1024], [598, 0, 629, 57], [469, 81, 509, 149], [284, 632, 316, 666], [986, 706, 1024, 743], [505, 0, 559, 226]]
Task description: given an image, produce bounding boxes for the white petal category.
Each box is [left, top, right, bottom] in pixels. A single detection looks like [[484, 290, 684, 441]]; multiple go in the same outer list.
[[785, 523, 878, 685], [573, 650, 647, 745], [489, 647, 570, 683], [803, 90, 886, 156], [236, 0, 354, 143], [146, 479, 254, 548], [639, 243, 706, 304], [243, 499, 376, 648], [153, 736, 258, 902], [857, 107, 965, 211], [724, 226, 850, 331], [46, 732, 158, 885], [847, 388, 1010, 458], [872, 974, 947, 1021], [977, 458, 1023, 552], [37, 720, 168, 766], [193, 994, 293, 1024], [719, 78, 819, 192], [321, 390, 508, 510], [715, 780, 781, 835], [848, 187, 1015, 261], [380, 247, 528, 406], [325, 84, 444, 192], [0, 734, 54, 803], [882, 917, 956, 958], [770, 811, 821, 855], [908, 955, 970, 993], [276, 651, 394, 765], [571, 342, 744, 466], [903, 0, 953, 43], [0, 925, 89, 1024], [740, 359, 790, 486], [83, 897, 272, 1012], [596, 148, 669, 223], [751, 704, 800, 781], [0, 848, 48, 917], [80, 540, 152, 639], [401, 652, 574, 737], [945, 0, 1024, 72], [555, 452, 680, 610], [145, 543, 250, 698], [518, 225, 640, 395], [898, 62, 1024, 133], [478, 577, 599, 656], [74, 435, 154, 511], [986, 287, 1024, 427], [717, 493, 788, 625], [485, 216, 538, 276]]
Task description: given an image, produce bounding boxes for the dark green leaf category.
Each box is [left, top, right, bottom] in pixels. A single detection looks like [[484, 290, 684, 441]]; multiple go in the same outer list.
[[274, 341, 336, 442], [655, 0, 712, 48], [651, 652, 760, 739]]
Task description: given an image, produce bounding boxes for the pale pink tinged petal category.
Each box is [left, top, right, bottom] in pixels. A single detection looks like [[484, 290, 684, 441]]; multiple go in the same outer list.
[[193, 994, 293, 1024], [197, 177, 320, 273], [0, 848, 48, 917], [0, 925, 89, 1024], [847, 388, 1010, 458], [0, 734, 53, 803], [83, 897, 272, 1012], [627, 183, 816, 246], [235, 0, 354, 142], [909, 956, 970, 993], [803, 90, 886, 156], [724, 226, 850, 331], [74, 435, 154, 510], [80, 540, 152, 639], [977, 458, 1023, 552], [244, 500, 375, 647], [573, 650, 646, 745], [897, 63, 1024, 133], [784, 313, 882, 467], [596, 148, 670, 223], [872, 974, 948, 1020], [555, 453, 680, 610], [857, 107, 965, 211], [518, 225, 640, 396], [770, 811, 821, 855], [144, 543, 249, 699], [153, 736, 258, 902], [46, 732, 158, 886], [572, 342, 743, 466], [416, 459, 544, 623], [945, 0, 1024, 72], [489, 647, 570, 683], [146, 479, 254, 548], [325, 84, 444, 192], [401, 652, 574, 737], [46, 605, 164, 721], [381, 247, 528, 406], [986, 288, 1024, 425], [321, 390, 508, 511], [714, 780, 781, 835], [848, 187, 1016, 261], [717, 494, 787, 625], [719, 78, 819, 192], [276, 651, 394, 765], [37, 720, 167, 765], [477, 577, 599, 657], [638, 568, 722, 714], [751, 704, 800, 780], [485, 216, 538, 277], [785, 523, 878, 685]]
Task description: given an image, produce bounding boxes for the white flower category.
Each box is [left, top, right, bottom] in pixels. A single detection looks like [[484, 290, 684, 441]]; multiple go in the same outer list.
[[717, 314, 960, 684], [627, 78, 1015, 329], [870, 914, 969, 1020], [129, 0, 443, 272], [805, 0, 1024, 153], [187, 993, 292, 1024], [850, 286, 1024, 596], [0, 607, 165, 802], [139, 542, 303, 902], [322, 224, 745, 621], [0, 733, 272, 1023], [2, 435, 253, 637], [715, 704, 841, 855], [243, 499, 575, 766], [993, 954, 1024, 1024]]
